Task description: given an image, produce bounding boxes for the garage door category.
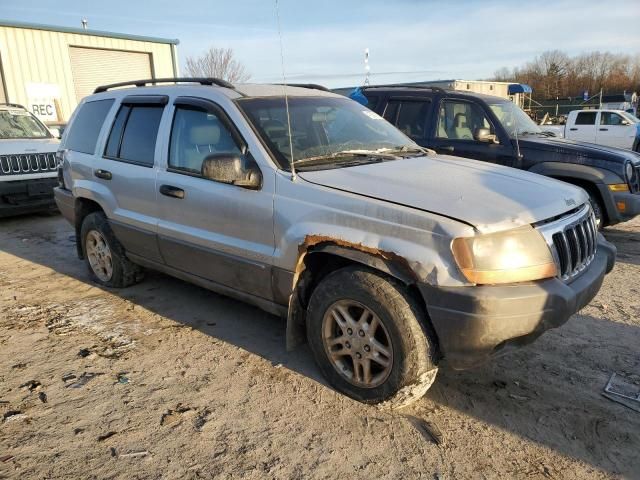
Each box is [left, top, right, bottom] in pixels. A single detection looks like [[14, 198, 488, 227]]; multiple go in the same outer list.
[[69, 47, 152, 102], [0, 54, 6, 103]]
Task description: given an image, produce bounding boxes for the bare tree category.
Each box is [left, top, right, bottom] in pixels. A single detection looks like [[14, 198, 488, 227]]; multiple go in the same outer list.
[[184, 47, 251, 83], [493, 50, 640, 99], [492, 67, 514, 82]]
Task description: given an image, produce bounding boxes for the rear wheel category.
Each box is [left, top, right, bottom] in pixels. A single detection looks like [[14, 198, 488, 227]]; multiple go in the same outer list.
[[306, 266, 438, 407], [80, 211, 143, 288]]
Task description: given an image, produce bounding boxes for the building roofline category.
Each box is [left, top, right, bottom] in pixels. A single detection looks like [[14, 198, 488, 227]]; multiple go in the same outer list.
[[0, 19, 179, 45]]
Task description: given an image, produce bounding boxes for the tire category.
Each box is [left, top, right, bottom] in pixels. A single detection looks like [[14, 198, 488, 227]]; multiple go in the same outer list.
[[588, 192, 605, 229], [306, 266, 438, 407], [80, 211, 143, 288]]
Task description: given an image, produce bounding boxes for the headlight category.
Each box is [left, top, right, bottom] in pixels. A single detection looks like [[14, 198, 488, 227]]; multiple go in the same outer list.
[[451, 226, 557, 285], [625, 162, 634, 182]]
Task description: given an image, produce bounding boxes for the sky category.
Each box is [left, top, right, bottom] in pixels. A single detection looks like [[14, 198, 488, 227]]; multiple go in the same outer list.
[[2, 0, 639, 88]]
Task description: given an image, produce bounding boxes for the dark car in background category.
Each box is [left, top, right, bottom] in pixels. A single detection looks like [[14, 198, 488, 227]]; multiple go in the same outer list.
[[355, 85, 640, 228]]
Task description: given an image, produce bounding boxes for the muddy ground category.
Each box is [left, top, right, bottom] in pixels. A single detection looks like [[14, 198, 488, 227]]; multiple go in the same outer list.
[[0, 213, 639, 479]]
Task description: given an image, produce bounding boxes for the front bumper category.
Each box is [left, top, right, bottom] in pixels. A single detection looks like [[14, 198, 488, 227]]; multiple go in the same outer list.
[[612, 191, 640, 221], [419, 238, 616, 370], [0, 177, 58, 217]]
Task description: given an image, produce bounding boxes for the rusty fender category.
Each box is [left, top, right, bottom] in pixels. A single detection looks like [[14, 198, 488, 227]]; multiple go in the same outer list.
[[285, 234, 419, 351]]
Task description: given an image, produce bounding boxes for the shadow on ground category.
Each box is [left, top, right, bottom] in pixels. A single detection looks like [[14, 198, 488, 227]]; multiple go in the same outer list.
[[602, 227, 640, 266], [1, 213, 639, 477]]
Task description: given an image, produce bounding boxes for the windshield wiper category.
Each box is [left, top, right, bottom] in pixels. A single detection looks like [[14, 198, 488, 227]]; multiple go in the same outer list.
[[293, 149, 399, 166], [385, 145, 436, 156], [537, 130, 556, 137]]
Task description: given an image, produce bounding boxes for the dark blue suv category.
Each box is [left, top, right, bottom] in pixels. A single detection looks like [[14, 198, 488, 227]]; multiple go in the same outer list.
[[357, 85, 640, 228]]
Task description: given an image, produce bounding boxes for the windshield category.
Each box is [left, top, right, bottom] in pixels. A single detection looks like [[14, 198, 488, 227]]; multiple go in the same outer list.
[[0, 109, 51, 139], [237, 96, 417, 170], [488, 101, 542, 137]]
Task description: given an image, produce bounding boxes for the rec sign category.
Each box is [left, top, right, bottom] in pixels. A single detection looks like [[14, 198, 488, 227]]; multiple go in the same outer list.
[[26, 82, 61, 122], [31, 102, 56, 118]]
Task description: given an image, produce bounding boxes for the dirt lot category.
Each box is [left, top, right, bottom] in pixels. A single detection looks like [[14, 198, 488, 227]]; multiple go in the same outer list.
[[0, 213, 639, 479]]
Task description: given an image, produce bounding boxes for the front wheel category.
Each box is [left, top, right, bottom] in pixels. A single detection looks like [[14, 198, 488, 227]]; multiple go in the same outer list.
[[306, 266, 438, 407], [588, 193, 605, 229]]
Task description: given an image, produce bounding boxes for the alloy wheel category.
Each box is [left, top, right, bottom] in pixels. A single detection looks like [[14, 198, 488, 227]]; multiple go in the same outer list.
[[321, 300, 394, 388], [86, 230, 113, 282]]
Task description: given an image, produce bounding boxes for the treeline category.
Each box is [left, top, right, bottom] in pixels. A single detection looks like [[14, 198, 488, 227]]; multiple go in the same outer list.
[[492, 50, 640, 100]]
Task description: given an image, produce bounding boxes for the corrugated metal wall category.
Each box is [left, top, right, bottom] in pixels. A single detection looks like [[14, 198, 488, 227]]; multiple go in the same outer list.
[[0, 25, 176, 120], [0, 54, 5, 103], [453, 81, 510, 98]]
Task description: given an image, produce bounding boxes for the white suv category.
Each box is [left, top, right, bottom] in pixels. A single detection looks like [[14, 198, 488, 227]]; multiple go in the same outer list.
[[0, 103, 60, 216]]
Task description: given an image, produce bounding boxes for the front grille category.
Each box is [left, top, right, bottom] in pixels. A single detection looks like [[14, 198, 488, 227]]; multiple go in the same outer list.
[[551, 209, 598, 280], [0, 153, 57, 176]]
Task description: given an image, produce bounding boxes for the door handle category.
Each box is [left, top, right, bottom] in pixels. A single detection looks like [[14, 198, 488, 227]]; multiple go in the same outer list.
[[94, 169, 112, 180], [440, 146, 455, 152], [599, 128, 608, 131], [159, 184, 185, 199], [569, 128, 578, 131]]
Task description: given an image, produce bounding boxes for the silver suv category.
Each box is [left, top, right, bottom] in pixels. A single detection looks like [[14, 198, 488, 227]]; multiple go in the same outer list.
[[0, 103, 60, 216], [55, 78, 616, 406]]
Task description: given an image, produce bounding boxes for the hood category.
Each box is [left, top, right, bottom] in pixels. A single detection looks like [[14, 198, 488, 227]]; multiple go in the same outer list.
[[0, 138, 60, 155], [298, 155, 587, 234], [519, 136, 640, 166]]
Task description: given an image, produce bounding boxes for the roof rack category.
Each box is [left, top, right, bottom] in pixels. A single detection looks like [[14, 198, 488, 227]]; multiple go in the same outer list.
[[278, 83, 330, 92], [0, 102, 26, 109], [362, 84, 446, 93], [94, 77, 235, 94]]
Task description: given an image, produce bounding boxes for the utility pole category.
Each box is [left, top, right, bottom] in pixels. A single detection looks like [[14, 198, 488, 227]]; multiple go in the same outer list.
[[599, 88, 603, 109]]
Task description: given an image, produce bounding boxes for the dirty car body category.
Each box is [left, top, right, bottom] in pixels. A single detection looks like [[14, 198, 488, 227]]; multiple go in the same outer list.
[[55, 81, 616, 404]]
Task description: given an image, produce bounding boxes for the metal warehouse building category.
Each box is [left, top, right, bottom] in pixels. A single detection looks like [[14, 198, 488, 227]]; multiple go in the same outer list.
[[0, 20, 179, 122]]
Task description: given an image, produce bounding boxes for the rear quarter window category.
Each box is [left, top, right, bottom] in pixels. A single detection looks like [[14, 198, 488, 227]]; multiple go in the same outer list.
[[365, 95, 380, 111], [65, 99, 114, 154], [575, 111, 597, 125]]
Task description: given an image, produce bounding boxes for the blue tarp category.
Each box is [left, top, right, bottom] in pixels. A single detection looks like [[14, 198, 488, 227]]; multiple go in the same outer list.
[[348, 87, 369, 106], [508, 84, 532, 95]]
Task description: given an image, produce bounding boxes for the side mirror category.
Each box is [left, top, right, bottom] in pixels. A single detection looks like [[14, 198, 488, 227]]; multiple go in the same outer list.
[[49, 127, 62, 139], [201, 153, 262, 189], [621, 119, 630, 126], [474, 127, 498, 144]]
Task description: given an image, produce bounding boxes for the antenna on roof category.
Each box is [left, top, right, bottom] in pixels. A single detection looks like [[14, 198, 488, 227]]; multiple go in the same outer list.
[[364, 48, 370, 86], [81, 18, 88, 30], [274, 0, 296, 182]]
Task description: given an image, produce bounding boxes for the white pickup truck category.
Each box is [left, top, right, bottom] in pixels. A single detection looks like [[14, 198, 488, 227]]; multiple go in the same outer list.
[[544, 109, 640, 151]]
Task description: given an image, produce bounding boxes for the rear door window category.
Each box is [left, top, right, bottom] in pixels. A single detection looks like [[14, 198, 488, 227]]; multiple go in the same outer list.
[[382, 101, 399, 123], [391, 100, 432, 139], [105, 104, 164, 167], [66, 99, 114, 154], [364, 95, 380, 112], [575, 111, 597, 125]]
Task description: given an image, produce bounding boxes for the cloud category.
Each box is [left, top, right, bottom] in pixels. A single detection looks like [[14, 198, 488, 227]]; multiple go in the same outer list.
[[176, 0, 640, 87], [4, 0, 640, 88]]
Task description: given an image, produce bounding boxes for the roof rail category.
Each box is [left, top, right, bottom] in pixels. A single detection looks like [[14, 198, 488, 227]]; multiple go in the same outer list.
[[94, 77, 235, 94], [278, 83, 331, 92], [0, 102, 27, 109], [362, 84, 446, 93]]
